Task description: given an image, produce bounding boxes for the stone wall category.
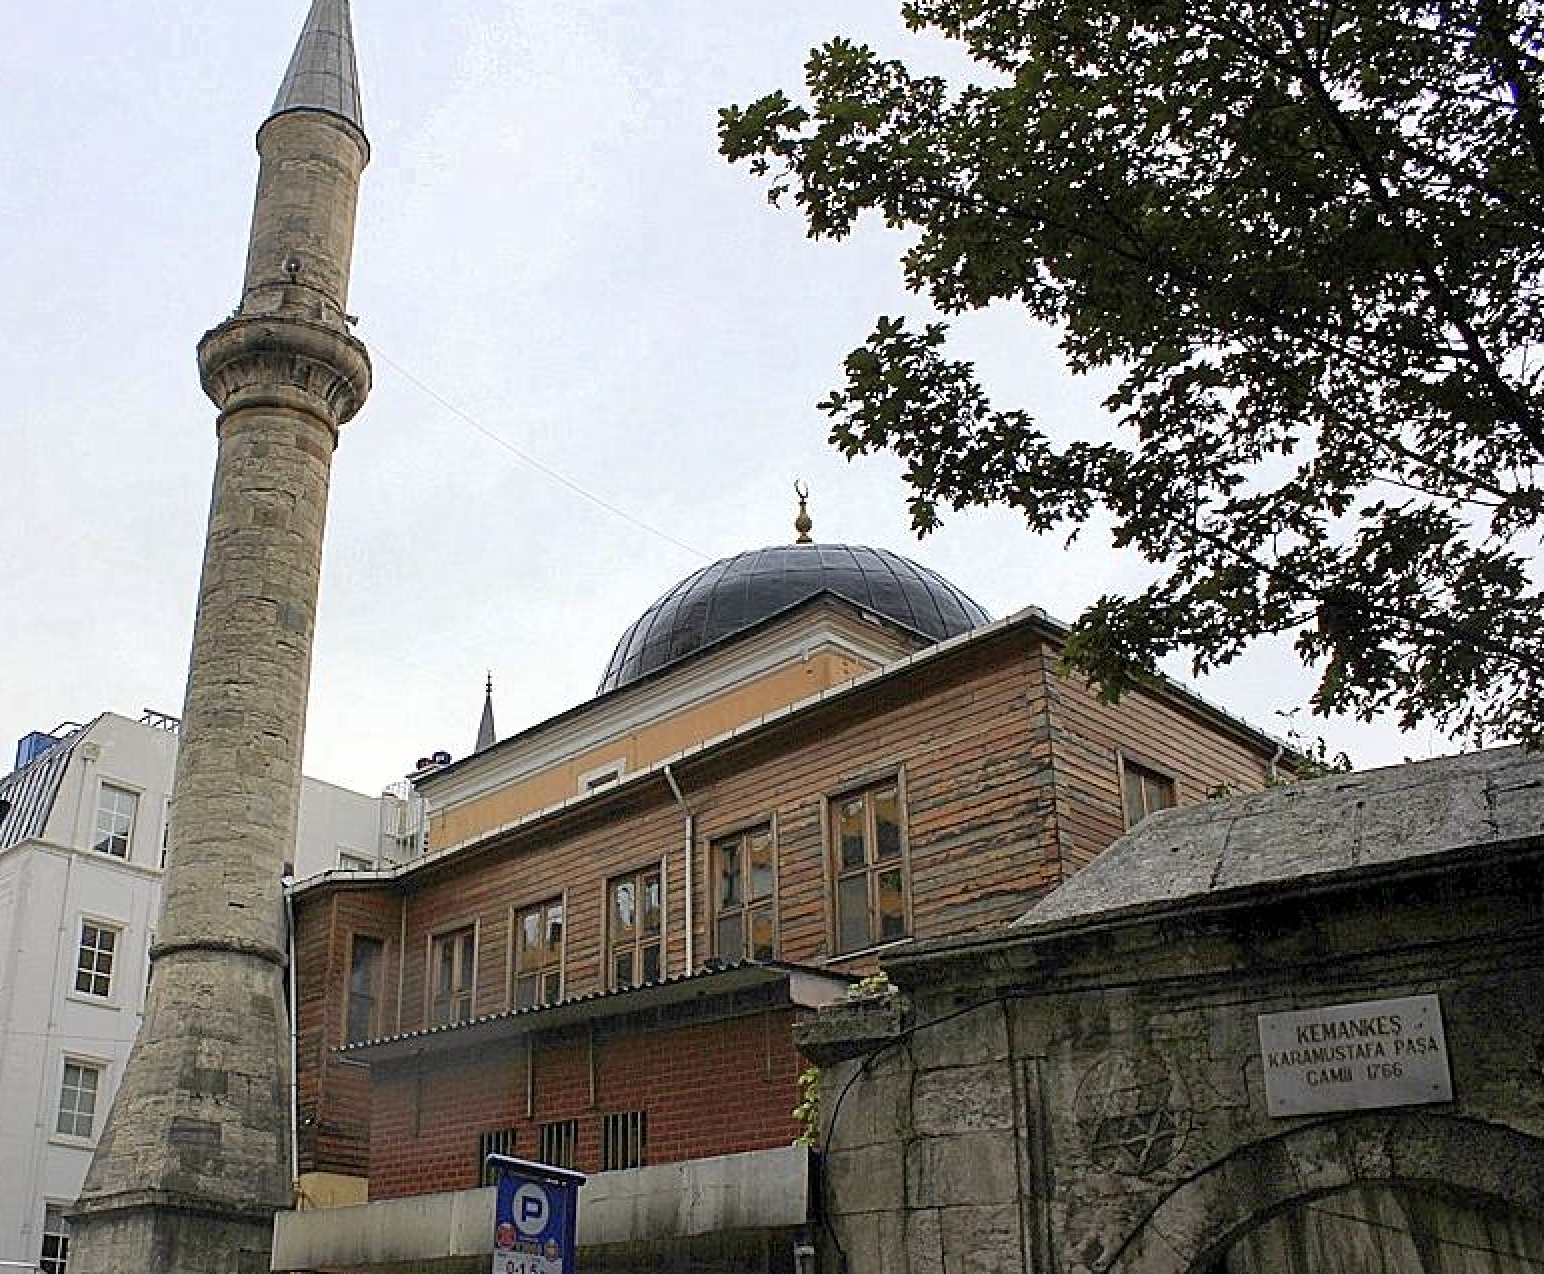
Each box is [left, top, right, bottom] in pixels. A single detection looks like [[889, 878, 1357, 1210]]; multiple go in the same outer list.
[[800, 840, 1544, 1273]]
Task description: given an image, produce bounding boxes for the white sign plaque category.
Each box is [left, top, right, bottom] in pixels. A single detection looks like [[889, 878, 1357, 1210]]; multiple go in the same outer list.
[[1258, 994, 1452, 1118]]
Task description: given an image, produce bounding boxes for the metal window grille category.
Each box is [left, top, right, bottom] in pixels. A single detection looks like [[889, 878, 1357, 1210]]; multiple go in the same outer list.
[[601, 1111, 647, 1171], [538, 1119, 578, 1169], [478, 1127, 519, 1185]]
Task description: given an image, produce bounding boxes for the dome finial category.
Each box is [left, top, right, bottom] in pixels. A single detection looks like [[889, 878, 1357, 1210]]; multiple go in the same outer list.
[[793, 480, 814, 545], [476, 672, 497, 753]]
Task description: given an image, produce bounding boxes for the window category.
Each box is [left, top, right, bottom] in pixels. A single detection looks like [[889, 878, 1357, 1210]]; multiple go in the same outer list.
[[607, 867, 662, 989], [831, 779, 909, 954], [478, 1127, 518, 1185], [579, 759, 625, 794], [56, 1061, 102, 1139], [601, 1111, 647, 1171], [429, 927, 476, 1027], [1121, 758, 1177, 827], [338, 851, 374, 872], [93, 785, 138, 858], [539, 1119, 578, 1169], [512, 897, 564, 1009], [713, 824, 776, 962], [74, 921, 119, 999], [345, 935, 384, 1044], [40, 1205, 70, 1274]]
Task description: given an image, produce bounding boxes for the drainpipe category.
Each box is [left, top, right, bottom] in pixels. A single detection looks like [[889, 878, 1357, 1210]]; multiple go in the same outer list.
[[662, 765, 694, 975], [283, 876, 300, 1199], [1267, 741, 1285, 785]]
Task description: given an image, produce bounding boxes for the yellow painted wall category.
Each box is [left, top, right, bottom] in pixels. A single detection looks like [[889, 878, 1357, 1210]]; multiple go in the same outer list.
[[429, 650, 872, 849], [295, 1171, 369, 1210]]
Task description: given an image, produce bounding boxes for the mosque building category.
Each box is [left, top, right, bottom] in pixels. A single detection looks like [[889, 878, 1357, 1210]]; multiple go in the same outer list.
[[275, 510, 1296, 1271]]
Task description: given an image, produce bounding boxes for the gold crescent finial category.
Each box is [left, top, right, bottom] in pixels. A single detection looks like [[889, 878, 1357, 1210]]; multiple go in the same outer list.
[[793, 481, 813, 544]]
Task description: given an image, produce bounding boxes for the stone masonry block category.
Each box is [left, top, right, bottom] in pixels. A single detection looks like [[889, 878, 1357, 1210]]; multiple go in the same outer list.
[[912, 1063, 1015, 1136], [826, 1142, 906, 1214], [907, 1130, 1019, 1208], [938, 1203, 1025, 1274]]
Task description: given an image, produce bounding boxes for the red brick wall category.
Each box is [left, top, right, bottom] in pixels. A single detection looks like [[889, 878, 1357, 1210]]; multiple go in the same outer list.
[[367, 1007, 805, 1200]]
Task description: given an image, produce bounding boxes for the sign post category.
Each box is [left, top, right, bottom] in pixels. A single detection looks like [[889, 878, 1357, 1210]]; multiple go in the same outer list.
[[487, 1154, 586, 1274]]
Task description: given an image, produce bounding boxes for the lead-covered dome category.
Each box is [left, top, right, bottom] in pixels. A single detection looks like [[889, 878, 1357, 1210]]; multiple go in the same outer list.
[[598, 544, 991, 694]]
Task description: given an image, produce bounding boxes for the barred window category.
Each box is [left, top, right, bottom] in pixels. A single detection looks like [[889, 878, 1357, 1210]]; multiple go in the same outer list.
[[539, 1118, 578, 1170], [478, 1127, 518, 1185], [601, 1110, 647, 1171]]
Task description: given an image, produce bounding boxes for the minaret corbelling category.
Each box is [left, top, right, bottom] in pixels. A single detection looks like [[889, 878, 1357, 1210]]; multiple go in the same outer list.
[[69, 4, 370, 1270]]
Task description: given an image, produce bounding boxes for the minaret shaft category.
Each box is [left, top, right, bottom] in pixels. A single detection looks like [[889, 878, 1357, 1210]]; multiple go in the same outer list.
[[69, 4, 370, 1270]]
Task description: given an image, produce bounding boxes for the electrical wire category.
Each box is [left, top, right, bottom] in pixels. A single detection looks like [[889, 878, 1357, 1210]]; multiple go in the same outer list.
[[371, 344, 712, 562]]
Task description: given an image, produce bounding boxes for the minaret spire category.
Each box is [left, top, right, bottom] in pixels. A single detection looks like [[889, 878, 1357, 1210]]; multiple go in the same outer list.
[[477, 673, 498, 752], [271, 0, 364, 127], [69, 4, 372, 1270]]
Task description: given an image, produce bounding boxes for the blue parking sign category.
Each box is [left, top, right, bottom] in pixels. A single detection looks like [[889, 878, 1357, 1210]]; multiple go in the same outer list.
[[488, 1154, 586, 1274]]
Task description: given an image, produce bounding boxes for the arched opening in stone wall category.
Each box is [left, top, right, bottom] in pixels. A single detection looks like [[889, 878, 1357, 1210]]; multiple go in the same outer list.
[[1199, 1185, 1544, 1274], [1105, 1114, 1544, 1274]]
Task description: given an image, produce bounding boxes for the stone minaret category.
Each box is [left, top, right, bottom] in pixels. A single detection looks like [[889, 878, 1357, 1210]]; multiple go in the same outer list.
[[70, 4, 370, 1270]]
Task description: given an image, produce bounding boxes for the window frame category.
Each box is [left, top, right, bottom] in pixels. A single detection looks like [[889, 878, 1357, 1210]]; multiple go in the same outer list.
[[1118, 752, 1179, 828], [709, 818, 778, 963], [40, 1202, 71, 1274], [577, 757, 627, 795], [54, 1056, 107, 1143], [604, 862, 665, 990], [343, 932, 386, 1045], [825, 771, 912, 957], [72, 917, 123, 1003], [92, 782, 140, 859], [508, 892, 566, 1011], [426, 923, 478, 1028]]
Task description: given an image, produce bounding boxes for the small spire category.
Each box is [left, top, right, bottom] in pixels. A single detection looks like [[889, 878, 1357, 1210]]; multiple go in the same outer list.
[[793, 480, 814, 544], [476, 673, 497, 753], [270, 0, 364, 130]]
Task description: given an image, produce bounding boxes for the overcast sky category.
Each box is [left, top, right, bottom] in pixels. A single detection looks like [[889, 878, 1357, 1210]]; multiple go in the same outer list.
[[2, 2, 1463, 794]]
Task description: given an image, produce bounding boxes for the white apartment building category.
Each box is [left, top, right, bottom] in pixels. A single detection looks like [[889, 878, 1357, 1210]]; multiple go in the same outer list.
[[0, 711, 420, 1274]]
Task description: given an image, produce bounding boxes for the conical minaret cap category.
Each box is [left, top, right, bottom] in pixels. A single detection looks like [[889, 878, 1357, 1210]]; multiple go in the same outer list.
[[270, 0, 364, 129]]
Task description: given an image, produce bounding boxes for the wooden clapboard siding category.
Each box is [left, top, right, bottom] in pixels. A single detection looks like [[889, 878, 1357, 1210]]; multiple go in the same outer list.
[[294, 615, 1288, 1184]]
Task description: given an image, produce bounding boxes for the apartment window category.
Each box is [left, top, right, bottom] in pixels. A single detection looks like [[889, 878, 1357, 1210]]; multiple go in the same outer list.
[[831, 779, 909, 954], [601, 1110, 647, 1171], [478, 1127, 518, 1185], [539, 1118, 578, 1170], [430, 927, 476, 1027], [1122, 758, 1177, 827], [74, 921, 119, 999], [40, 1205, 70, 1274], [56, 1060, 102, 1139], [512, 897, 564, 1009], [345, 935, 384, 1044], [607, 867, 662, 989], [713, 824, 776, 962], [338, 851, 374, 872], [93, 784, 138, 858]]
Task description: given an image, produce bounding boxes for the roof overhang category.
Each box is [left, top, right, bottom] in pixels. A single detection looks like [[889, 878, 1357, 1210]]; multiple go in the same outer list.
[[341, 962, 854, 1065]]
